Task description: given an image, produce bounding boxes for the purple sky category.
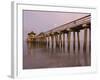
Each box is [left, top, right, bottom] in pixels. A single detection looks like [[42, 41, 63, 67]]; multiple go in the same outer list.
[[23, 10, 90, 40]]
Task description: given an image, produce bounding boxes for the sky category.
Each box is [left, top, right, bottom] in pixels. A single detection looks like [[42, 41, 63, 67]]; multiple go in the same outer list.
[[23, 10, 90, 40]]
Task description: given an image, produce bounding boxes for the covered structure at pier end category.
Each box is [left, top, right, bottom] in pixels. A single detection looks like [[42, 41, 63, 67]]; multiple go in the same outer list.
[[27, 31, 36, 42]]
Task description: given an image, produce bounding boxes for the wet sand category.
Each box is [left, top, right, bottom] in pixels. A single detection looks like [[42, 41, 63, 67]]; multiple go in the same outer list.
[[23, 40, 91, 69]]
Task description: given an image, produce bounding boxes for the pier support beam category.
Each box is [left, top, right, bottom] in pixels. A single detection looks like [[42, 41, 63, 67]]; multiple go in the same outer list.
[[55, 34, 59, 48], [89, 28, 91, 52], [47, 36, 50, 48], [83, 28, 87, 51], [77, 31, 80, 50], [59, 33, 62, 48], [67, 32, 71, 52], [82, 24, 88, 51], [51, 35, 54, 48], [63, 33, 65, 48], [73, 32, 75, 51]]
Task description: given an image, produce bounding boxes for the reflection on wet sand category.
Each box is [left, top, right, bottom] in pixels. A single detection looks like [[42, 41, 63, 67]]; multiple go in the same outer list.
[[23, 37, 91, 69]]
